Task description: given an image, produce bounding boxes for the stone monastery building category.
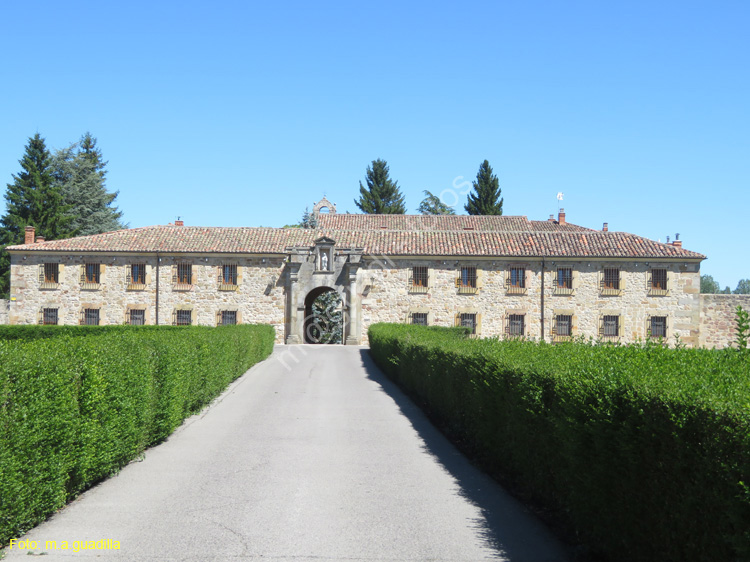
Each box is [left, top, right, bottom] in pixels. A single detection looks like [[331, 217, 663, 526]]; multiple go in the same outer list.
[[7, 198, 710, 346]]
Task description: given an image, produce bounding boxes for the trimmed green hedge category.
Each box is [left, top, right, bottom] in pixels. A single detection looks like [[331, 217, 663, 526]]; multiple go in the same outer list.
[[368, 323, 750, 562], [0, 325, 274, 545]]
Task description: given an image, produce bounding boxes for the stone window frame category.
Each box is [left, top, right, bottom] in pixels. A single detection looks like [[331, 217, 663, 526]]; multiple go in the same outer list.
[[218, 263, 241, 291], [553, 266, 576, 296], [407, 307, 432, 326], [647, 314, 669, 340], [599, 267, 624, 296], [648, 267, 670, 296], [173, 262, 194, 291], [599, 312, 623, 340], [216, 308, 242, 326], [504, 311, 526, 338], [505, 265, 529, 295], [455, 308, 482, 337], [172, 306, 193, 326], [38, 262, 61, 290], [408, 265, 430, 294], [551, 309, 576, 342], [127, 263, 148, 291], [80, 306, 101, 326], [38, 306, 59, 325], [456, 265, 482, 295], [80, 263, 103, 290], [125, 305, 149, 326]]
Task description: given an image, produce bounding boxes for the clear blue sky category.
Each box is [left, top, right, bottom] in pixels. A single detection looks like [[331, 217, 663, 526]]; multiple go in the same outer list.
[[2, 1, 748, 289]]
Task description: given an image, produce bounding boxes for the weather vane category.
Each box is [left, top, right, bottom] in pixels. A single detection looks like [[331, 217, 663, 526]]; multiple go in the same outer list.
[[556, 192, 564, 212]]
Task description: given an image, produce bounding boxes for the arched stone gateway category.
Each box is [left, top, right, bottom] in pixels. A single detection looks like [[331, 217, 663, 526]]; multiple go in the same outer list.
[[284, 236, 363, 345], [303, 286, 343, 344]]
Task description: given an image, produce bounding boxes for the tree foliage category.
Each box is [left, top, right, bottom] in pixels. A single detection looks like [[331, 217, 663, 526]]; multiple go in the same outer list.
[[701, 275, 721, 294], [0, 134, 76, 298], [465, 159, 503, 215], [418, 190, 456, 215], [309, 290, 343, 344], [734, 279, 750, 295], [354, 159, 406, 214], [50, 133, 124, 236]]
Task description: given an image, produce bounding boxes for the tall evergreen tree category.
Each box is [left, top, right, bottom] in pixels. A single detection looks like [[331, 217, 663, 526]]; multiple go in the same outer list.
[[51, 132, 124, 236], [354, 159, 406, 214], [418, 190, 456, 215], [465, 160, 503, 215], [0, 134, 76, 297]]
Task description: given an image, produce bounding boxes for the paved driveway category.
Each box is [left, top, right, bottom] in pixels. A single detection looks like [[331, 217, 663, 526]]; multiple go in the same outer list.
[[5, 345, 569, 561]]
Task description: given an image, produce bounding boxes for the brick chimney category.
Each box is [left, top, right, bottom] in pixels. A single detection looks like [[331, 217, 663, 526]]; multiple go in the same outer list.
[[602, 222, 608, 232], [548, 214, 555, 222], [174, 220, 184, 226], [24, 226, 35, 245], [36, 236, 45, 243], [671, 240, 682, 248], [558, 208, 566, 225]]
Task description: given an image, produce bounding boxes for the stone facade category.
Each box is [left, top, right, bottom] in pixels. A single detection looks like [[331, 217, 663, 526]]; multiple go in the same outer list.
[[9, 203, 733, 347], [699, 294, 750, 349], [0, 299, 8, 325]]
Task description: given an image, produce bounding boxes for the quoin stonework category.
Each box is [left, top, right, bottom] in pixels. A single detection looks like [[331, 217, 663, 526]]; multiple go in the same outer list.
[[7, 198, 743, 348]]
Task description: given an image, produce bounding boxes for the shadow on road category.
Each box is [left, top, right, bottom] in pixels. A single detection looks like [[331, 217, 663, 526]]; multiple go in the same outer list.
[[358, 348, 569, 561]]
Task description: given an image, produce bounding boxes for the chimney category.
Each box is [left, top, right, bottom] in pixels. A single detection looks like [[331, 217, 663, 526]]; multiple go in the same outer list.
[[36, 236, 45, 243], [24, 226, 35, 245], [672, 240, 682, 248], [175, 220, 184, 226], [558, 208, 566, 225], [548, 214, 555, 222], [602, 222, 608, 232]]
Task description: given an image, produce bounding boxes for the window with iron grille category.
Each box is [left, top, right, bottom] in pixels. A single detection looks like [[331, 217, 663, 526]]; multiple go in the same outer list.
[[459, 313, 477, 335], [506, 314, 525, 337], [40, 263, 59, 286], [42, 308, 58, 325], [649, 316, 667, 339], [82, 263, 100, 285], [509, 267, 525, 288], [459, 266, 477, 287], [174, 309, 192, 326], [220, 310, 237, 325], [601, 315, 620, 338], [554, 314, 572, 338], [411, 312, 428, 326], [601, 268, 620, 294], [220, 264, 238, 286], [82, 308, 100, 326], [556, 268, 573, 290], [128, 309, 146, 326], [175, 263, 192, 286], [649, 269, 668, 294], [410, 266, 429, 292], [129, 263, 146, 286]]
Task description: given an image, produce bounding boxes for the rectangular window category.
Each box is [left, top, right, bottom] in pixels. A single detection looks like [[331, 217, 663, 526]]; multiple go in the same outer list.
[[175, 309, 192, 326], [554, 314, 572, 339], [509, 267, 526, 288], [459, 313, 477, 335], [601, 268, 621, 294], [410, 266, 429, 293], [458, 266, 478, 294], [601, 315, 620, 338], [649, 316, 667, 339], [82, 263, 100, 285], [82, 308, 100, 326], [506, 314, 525, 337], [650, 269, 668, 294], [411, 312, 428, 326], [129, 263, 146, 286], [128, 309, 146, 326], [43, 263, 59, 284], [42, 308, 58, 325], [222, 264, 237, 285], [175, 263, 192, 287], [220, 310, 237, 325], [556, 268, 573, 290]]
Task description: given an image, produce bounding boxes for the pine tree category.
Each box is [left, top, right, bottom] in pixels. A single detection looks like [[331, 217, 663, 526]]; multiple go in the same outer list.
[[418, 190, 456, 215], [0, 134, 76, 297], [354, 159, 406, 214], [465, 160, 503, 215], [51, 132, 124, 236]]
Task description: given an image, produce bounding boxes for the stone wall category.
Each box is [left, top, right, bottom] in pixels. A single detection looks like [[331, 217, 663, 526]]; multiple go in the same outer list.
[[0, 299, 8, 324], [699, 294, 750, 349]]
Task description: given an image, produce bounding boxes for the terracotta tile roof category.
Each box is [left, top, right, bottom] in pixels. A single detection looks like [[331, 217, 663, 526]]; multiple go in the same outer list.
[[6, 219, 705, 259], [316, 214, 594, 232]]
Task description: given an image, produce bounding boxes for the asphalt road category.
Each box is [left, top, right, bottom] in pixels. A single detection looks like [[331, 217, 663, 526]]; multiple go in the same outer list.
[[5, 345, 569, 561]]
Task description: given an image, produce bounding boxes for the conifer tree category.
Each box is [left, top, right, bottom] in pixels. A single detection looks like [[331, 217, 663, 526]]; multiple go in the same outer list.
[[51, 132, 124, 236], [418, 190, 456, 215], [0, 134, 76, 297], [465, 160, 503, 215], [354, 159, 406, 214]]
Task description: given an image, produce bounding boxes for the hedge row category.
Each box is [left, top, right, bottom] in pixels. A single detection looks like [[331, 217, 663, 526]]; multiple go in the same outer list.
[[0, 324, 185, 342], [368, 323, 750, 562], [0, 324, 275, 545]]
